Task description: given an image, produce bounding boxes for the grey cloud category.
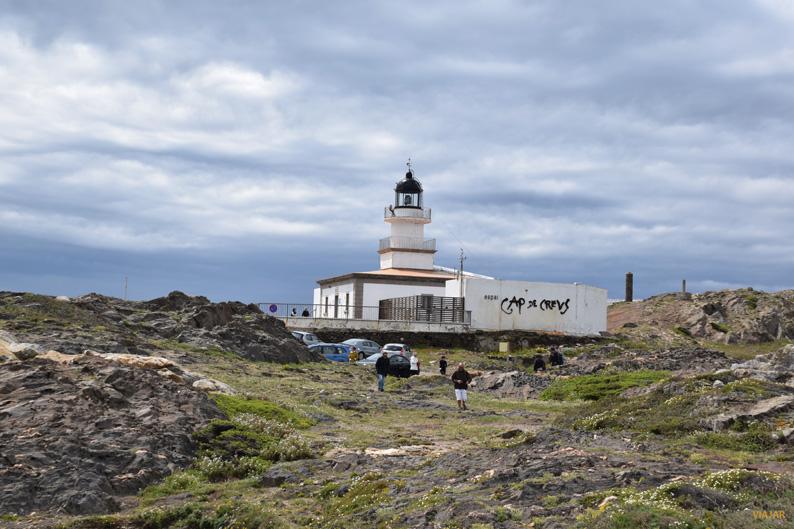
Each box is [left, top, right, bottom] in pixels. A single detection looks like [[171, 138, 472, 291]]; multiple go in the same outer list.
[[1, 0, 794, 301]]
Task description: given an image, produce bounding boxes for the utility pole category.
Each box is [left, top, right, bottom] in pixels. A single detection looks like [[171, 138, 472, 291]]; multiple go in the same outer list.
[[124, 276, 128, 301], [458, 248, 466, 298], [625, 272, 633, 302]]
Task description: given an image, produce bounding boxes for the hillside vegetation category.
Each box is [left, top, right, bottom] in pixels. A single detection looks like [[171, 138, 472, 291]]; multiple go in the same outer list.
[[1, 289, 792, 529]]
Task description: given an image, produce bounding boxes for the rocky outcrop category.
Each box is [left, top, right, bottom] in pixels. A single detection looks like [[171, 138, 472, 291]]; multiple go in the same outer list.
[[700, 395, 794, 431], [558, 345, 732, 376], [608, 288, 794, 344], [729, 344, 794, 386], [0, 354, 224, 515], [470, 370, 552, 399], [0, 291, 321, 363]]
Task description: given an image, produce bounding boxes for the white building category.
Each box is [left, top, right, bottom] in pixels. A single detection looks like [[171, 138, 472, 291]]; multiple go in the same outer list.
[[310, 163, 607, 336], [313, 164, 480, 319]]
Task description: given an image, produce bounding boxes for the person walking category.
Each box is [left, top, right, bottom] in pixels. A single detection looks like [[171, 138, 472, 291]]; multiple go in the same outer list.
[[451, 363, 472, 410], [409, 352, 420, 376], [439, 355, 448, 375], [375, 350, 390, 392], [348, 346, 359, 363]]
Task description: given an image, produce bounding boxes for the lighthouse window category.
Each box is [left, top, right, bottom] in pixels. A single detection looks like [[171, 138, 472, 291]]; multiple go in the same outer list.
[[404, 194, 412, 206]]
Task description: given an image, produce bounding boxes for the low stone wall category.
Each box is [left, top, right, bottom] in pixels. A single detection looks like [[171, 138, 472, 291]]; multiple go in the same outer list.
[[310, 328, 603, 352], [284, 317, 467, 334]]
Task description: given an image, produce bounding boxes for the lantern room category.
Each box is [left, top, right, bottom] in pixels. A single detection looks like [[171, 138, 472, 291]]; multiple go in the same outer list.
[[394, 168, 423, 209]]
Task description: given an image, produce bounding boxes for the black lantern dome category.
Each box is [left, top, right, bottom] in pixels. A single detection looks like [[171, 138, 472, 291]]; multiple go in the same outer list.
[[394, 164, 423, 208]]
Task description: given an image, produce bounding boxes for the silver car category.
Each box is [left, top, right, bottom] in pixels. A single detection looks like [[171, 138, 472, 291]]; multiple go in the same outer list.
[[342, 338, 381, 359], [291, 331, 320, 346]]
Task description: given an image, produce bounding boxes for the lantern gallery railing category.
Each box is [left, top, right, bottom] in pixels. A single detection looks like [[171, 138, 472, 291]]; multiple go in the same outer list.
[[383, 206, 432, 220], [260, 303, 382, 320], [378, 237, 436, 252]]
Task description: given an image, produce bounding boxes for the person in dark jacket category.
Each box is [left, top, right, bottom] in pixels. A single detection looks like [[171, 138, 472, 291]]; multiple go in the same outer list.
[[533, 354, 547, 372], [439, 355, 448, 375], [451, 363, 472, 410], [549, 347, 564, 367], [375, 351, 390, 392]]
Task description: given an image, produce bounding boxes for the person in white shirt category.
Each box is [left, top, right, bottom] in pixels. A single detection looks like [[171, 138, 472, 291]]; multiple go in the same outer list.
[[409, 352, 420, 376]]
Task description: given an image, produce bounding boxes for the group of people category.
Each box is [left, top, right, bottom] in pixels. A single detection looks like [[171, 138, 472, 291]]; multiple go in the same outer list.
[[373, 350, 474, 410], [531, 346, 565, 372]]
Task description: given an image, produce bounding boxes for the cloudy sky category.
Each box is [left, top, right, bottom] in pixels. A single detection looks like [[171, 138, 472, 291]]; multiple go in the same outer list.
[[1, 0, 794, 303]]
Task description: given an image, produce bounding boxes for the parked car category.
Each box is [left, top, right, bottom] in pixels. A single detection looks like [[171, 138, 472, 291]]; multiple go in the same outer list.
[[381, 343, 412, 356], [356, 351, 413, 377], [309, 343, 351, 362], [342, 338, 381, 359], [291, 331, 320, 346]]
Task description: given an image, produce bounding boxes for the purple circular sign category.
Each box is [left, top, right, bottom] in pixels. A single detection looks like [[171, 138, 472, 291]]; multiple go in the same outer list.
[[269, 304, 278, 313]]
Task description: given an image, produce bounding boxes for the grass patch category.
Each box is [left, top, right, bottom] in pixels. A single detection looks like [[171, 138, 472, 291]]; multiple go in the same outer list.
[[704, 339, 792, 361], [310, 472, 403, 529], [135, 501, 283, 529], [709, 321, 730, 333], [562, 375, 786, 437], [211, 394, 312, 428], [139, 470, 211, 502], [694, 429, 777, 453], [578, 470, 792, 529], [194, 416, 312, 476], [540, 370, 670, 401]]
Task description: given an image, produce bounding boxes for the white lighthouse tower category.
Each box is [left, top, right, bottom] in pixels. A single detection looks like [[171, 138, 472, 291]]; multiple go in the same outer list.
[[379, 161, 436, 270]]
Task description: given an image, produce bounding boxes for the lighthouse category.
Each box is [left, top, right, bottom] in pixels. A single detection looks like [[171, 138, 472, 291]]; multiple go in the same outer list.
[[379, 161, 436, 270], [305, 159, 607, 335]]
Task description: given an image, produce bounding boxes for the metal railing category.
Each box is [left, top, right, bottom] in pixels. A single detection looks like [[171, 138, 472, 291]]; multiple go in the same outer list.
[[260, 303, 381, 320], [378, 236, 436, 252], [384, 206, 432, 220], [259, 303, 471, 325]]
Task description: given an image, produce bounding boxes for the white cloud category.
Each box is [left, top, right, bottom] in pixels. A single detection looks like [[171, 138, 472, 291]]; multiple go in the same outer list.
[[2, 1, 794, 298]]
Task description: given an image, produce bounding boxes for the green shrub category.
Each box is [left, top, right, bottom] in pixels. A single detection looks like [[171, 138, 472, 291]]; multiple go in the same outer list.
[[311, 473, 402, 528], [193, 455, 272, 482], [577, 503, 709, 529], [139, 470, 207, 501], [694, 430, 777, 453], [211, 394, 311, 428], [192, 416, 312, 482], [709, 322, 730, 333], [563, 380, 705, 434], [744, 294, 759, 310], [136, 501, 282, 529], [541, 370, 670, 401]]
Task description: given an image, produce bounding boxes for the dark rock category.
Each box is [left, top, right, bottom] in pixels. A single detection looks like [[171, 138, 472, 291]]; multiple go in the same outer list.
[[0, 291, 321, 364], [11, 348, 38, 361], [259, 466, 301, 487], [498, 429, 524, 439], [669, 484, 737, 510], [0, 355, 223, 515]]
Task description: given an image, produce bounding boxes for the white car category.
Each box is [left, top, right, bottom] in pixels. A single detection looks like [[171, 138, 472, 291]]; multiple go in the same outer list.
[[291, 331, 320, 346], [381, 343, 412, 355]]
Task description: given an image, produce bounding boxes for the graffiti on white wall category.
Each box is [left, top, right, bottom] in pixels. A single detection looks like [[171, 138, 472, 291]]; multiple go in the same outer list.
[[499, 296, 571, 316]]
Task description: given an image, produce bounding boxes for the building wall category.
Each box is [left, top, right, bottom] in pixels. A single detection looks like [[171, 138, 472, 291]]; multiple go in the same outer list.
[[379, 251, 434, 270], [362, 281, 446, 309], [446, 278, 607, 335], [389, 221, 424, 238], [316, 281, 356, 318]]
